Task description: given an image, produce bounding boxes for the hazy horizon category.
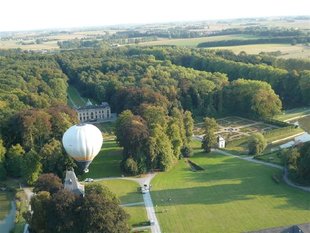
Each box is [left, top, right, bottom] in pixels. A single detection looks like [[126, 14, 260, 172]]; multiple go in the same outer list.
[[1, 0, 309, 32]]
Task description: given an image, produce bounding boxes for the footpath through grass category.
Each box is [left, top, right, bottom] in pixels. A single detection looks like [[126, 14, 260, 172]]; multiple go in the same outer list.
[[151, 144, 310, 233]]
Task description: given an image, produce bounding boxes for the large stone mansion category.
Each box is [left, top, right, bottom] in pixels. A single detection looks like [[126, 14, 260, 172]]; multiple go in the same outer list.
[[77, 100, 115, 123]]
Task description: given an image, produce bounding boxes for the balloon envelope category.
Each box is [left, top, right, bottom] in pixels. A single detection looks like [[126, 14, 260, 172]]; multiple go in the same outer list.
[[62, 124, 103, 172]]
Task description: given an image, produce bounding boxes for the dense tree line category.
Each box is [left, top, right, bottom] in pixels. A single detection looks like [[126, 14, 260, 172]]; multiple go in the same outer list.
[[0, 52, 77, 183], [57, 47, 283, 118], [1, 45, 307, 181], [133, 46, 309, 108], [210, 26, 308, 38], [57, 49, 229, 117], [213, 50, 310, 72], [197, 36, 310, 48]]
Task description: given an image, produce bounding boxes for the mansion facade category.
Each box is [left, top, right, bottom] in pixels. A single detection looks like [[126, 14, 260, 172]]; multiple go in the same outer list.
[[77, 100, 114, 123]]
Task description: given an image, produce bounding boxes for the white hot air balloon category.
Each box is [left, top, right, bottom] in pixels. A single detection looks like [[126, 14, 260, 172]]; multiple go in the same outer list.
[[62, 124, 103, 173]]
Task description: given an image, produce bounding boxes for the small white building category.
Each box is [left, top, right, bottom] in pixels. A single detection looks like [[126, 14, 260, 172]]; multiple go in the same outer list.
[[217, 136, 225, 148]]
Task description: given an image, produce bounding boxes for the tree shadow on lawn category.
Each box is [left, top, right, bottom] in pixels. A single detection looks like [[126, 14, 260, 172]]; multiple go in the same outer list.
[[152, 156, 310, 211], [150, 180, 310, 211]]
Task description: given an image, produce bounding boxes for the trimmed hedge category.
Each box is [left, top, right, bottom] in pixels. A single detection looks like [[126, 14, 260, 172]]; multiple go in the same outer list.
[[197, 37, 310, 48], [263, 118, 291, 127], [263, 126, 296, 140]]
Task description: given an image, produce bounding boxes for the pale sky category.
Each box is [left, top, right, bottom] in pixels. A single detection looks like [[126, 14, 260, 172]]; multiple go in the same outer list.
[[1, 0, 309, 32]]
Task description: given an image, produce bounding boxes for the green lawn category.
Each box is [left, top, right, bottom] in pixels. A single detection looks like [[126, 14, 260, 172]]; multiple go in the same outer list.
[[275, 107, 310, 122], [81, 140, 122, 179], [151, 145, 310, 233], [98, 180, 142, 204], [96, 180, 148, 228], [95, 122, 116, 138], [225, 137, 249, 155], [124, 205, 148, 227], [264, 128, 304, 143]]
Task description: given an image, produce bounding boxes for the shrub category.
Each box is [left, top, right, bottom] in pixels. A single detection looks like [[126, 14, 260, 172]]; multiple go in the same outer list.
[[248, 133, 267, 155], [122, 158, 139, 175], [181, 146, 192, 158]]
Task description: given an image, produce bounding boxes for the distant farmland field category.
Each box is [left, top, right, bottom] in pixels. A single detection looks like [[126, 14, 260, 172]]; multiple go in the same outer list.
[[0, 40, 59, 50], [139, 34, 259, 47], [208, 44, 310, 59]]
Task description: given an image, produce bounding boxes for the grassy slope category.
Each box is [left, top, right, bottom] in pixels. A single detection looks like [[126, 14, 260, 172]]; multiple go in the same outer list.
[[67, 85, 86, 107], [151, 145, 310, 233], [81, 140, 122, 179], [275, 107, 310, 122], [299, 115, 310, 133], [98, 180, 142, 204]]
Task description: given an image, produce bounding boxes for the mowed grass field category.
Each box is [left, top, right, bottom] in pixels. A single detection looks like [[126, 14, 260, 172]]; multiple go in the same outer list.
[[81, 140, 122, 179], [151, 144, 310, 233], [0, 40, 59, 50], [98, 180, 142, 204], [209, 44, 310, 59], [97, 180, 148, 227]]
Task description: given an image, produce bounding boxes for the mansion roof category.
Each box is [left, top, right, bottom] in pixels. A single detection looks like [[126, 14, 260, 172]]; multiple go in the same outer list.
[[77, 101, 110, 111]]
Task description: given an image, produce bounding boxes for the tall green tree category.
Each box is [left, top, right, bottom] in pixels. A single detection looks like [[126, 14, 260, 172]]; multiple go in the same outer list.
[[5, 144, 25, 177], [167, 119, 182, 158], [33, 173, 63, 195], [201, 117, 218, 153], [40, 139, 75, 179], [77, 184, 130, 233], [183, 111, 194, 145], [148, 124, 175, 170], [27, 181, 130, 233], [29, 191, 51, 233], [0, 139, 6, 180], [21, 149, 42, 185], [248, 133, 267, 155]]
